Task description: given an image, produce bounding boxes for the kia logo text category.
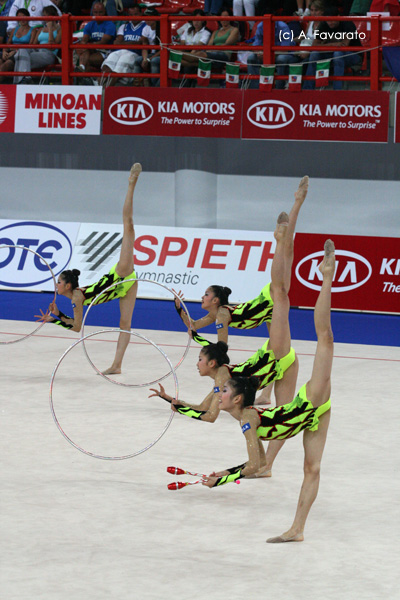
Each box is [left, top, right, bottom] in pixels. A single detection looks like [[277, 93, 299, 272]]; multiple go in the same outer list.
[[247, 100, 295, 129], [295, 250, 372, 292], [108, 97, 153, 125]]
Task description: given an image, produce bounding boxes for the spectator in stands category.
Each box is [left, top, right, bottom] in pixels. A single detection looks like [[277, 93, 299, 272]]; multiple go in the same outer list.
[[100, 3, 145, 85], [246, 16, 292, 89], [103, 0, 136, 16], [349, 0, 372, 14], [11, 4, 61, 83], [303, 5, 362, 89], [0, 0, 15, 45], [178, 10, 212, 83], [7, 0, 62, 32], [275, 0, 326, 89], [75, 1, 115, 71], [204, 0, 224, 16], [232, 0, 258, 29], [179, 8, 240, 71], [294, 0, 312, 16], [133, 7, 161, 86], [0, 8, 35, 83]]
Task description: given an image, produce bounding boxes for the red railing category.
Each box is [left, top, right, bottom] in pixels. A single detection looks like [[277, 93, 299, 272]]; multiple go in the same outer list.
[[0, 14, 399, 89]]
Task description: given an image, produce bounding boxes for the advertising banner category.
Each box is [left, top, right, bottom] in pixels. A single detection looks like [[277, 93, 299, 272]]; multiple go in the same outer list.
[[102, 87, 243, 138], [395, 92, 400, 143], [13, 85, 102, 134], [290, 233, 400, 314], [69, 223, 276, 303], [0, 85, 17, 133], [0, 220, 80, 291], [242, 90, 389, 142]]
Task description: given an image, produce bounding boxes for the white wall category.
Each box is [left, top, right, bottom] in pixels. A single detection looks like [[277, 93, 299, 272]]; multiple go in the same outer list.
[[0, 166, 399, 237]]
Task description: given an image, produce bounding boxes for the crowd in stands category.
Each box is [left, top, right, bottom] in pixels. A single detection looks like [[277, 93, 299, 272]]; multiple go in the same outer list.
[[0, 0, 399, 87]]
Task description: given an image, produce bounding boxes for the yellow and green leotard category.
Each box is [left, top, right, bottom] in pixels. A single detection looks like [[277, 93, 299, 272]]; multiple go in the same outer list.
[[52, 264, 136, 329], [250, 384, 331, 441]]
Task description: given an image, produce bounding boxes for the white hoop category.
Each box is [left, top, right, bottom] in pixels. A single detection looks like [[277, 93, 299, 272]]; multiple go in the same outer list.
[[49, 328, 178, 460], [0, 244, 57, 345], [81, 277, 193, 387]]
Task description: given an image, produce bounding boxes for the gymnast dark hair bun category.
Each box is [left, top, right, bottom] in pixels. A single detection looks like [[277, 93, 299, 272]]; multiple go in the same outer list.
[[72, 269, 81, 278], [229, 375, 259, 407], [202, 341, 230, 366]]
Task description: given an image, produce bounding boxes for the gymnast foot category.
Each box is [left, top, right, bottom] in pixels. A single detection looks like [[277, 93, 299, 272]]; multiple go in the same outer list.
[[246, 465, 272, 479], [294, 175, 309, 205], [254, 387, 272, 406], [319, 239, 335, 277], [266, 532, 304, 543], [102, 366, 122, 375], [274, 211, 289, 242], [129, 163, 142, 183]]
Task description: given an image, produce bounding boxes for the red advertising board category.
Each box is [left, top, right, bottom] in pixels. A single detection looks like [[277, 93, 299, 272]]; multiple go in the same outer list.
[[103, 87, 243, 138], [290, 233, 400, 314], [0, 85, 16, 133], [242, 91, 389, 142], [395, 92, 400, 143]]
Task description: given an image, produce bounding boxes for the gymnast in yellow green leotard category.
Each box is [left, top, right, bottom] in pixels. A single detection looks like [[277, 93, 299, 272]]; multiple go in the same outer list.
[[172, 175, 309, 405], [36, 163, 142, 375], [200, 238, 336, 544]]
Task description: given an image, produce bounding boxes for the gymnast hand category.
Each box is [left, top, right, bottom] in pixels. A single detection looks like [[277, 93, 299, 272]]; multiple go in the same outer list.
[[202, 475, 218, 488], [148, 383, 176, 409], [34, 308, 54, 323], [48, 301, 59, 316], [172, 289, 185, 308]]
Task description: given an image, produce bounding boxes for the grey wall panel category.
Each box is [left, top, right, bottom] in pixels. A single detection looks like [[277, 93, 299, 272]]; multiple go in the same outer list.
[[0, 132, 399, 180]]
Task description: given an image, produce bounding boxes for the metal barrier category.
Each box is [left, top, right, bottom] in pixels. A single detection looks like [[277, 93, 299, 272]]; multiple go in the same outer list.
[[0, 13, 399, 89]]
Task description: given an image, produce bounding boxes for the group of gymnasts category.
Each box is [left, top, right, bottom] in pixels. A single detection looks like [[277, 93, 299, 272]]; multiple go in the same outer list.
[[39, 165, 336, 544]]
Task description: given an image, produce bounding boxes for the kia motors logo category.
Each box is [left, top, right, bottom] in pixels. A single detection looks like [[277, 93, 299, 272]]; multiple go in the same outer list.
[[108, 96, 153, 125], [0, 91, 8, 125], [0, 222, 73, 287], [247, 100, 295, 129], [296, 250, 372, 292]]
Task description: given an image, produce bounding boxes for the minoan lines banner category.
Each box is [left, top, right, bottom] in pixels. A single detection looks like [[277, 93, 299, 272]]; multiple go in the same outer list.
[[242, 90, 390, 142], [0, 85, 102, 134], [103, 87, 243, 138], [290, 233, 400, 314]]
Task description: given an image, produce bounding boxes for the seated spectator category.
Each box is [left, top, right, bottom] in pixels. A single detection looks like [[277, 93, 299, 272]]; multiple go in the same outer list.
[[11, 5, 61, 83], [303, 6, 363, 90], [0, 8, 35, 84], [179, 8, 240, 71], [246, 16, 291, 89], [174, 10, 212, 86], [100, 3, 145, 85], [0, 1, 15, 45], [133, 7, 161, 86], [75, 1, 116, 71], [7, 0, 62, 32], [275, 0, 326, 89]]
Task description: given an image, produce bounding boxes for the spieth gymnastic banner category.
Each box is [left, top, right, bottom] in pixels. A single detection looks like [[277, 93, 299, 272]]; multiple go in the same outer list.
[[13, 85, 102, 134], [102, 87, 243, 138], [0, 220, 81, 291], [69, 223, 276, 303], [290, 233, 400, 314], [242, 91, 389, 142], [395, 92, 400, 143], [0, 85, 16, 133]]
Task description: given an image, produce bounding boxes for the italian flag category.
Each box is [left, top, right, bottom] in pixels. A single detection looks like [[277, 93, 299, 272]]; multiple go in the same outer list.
[[288, 63, 303, 92], [315, 60, 330, 88], [168, 50, 182, 79], [225, 63, 240, 88], [197, 59, 211, 87], [259, 65, 275, 92]]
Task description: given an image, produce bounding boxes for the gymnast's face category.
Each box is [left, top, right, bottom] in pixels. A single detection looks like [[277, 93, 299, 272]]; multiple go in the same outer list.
[[219, 383, 234, 411], [201, 287, 217, 310], [56, 275, 69, 296], [197, 350, 214, 376]]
